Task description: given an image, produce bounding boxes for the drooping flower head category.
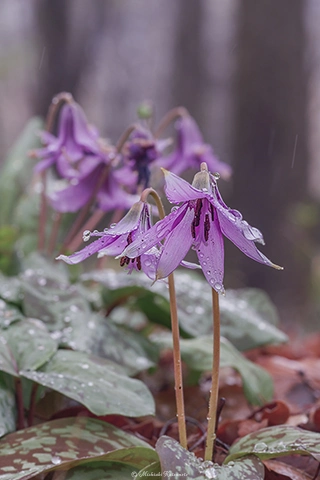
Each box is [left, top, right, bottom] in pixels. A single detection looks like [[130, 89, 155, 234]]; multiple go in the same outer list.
[[32, 99, 139, 213], [120, 163, 282, 293], [33, 101, 107, 180], [56, 201, 159, 279], [123, 126, 171, 190], [157, 115, 232, 180]]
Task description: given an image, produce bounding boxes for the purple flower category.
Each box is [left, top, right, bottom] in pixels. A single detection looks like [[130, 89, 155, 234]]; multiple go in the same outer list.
[[33, 102, 107, 180], [56, 201, 159, 279], [157, 115, 232, 180], [48, 163, 139, 213], [120, 165, 282, 293], [123, 126, 171, 189]]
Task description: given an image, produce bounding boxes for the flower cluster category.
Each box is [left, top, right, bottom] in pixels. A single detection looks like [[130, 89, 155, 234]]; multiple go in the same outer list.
[[33, 94, 281, 291]]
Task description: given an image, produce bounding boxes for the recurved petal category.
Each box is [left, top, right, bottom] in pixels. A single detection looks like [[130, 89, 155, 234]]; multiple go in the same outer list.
[[162, 169, 205, 203], [103, 201, 144, 236], [156, 207, 194, 279], [120, 203, 189, 259], [197, 215, 225, 293], [56, 235, 117, 265], [216, 207, 281, 269]]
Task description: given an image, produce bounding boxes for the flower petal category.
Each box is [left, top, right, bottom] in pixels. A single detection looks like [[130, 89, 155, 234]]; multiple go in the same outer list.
[[104, 201, 144, 236], [215, 204, 281, 269], [120, 203, 189, 259], [196, 215, 225, 294], [56, 235, 117, 265], [162, 170, 205, 203], [156, 207, 194, 279]]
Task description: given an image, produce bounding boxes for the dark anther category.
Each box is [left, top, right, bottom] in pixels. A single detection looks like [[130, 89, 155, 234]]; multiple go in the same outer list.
[[204, 213, 210, 241], [210, 203, 215, 222], [119, 257, 126, 267], [194, 199, 203, 227], [127, 232, 133, 244], [191, 221, 196, 239], [125, 256, 130, 265], [137, 256, 142, 270]]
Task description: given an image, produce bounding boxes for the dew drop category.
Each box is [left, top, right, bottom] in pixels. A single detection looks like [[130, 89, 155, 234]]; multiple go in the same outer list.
[[110, 223, 116, 229], [253, 442, 268, 453], [51, 455, 62, 465], [171, 206, 179, 213], [82, 230, 91, 242]]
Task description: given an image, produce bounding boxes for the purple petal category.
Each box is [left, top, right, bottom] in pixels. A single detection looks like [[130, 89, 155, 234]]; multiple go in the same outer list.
[[104, 202, 144, 236], [215, 204, 279, 269], [121, 203, 189, 259], [68, 103, 100, 152], [140, 249, 159, 279], [197, 215, 225, 294], [49, 167, 102, 212], [56, 235, 117, 265], [163, 170, 205, 203], [156, 207, 194, 279]]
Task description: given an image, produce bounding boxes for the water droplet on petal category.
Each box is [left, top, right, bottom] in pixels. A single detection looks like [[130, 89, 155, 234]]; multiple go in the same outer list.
[[82, 230, 91, 242], [51, 455, 62, 465], [110, 223, 116, 228]]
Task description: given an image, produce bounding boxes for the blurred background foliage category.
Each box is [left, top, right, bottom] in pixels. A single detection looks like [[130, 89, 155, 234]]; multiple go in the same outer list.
[[0, 0, 319, 327]]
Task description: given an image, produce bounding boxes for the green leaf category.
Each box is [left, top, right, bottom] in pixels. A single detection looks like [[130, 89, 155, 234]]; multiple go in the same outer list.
[[156, 436, 264, 479], [0, 273, 22, 305], [136, 461, 162, 477], [0, 117, 43, 226], [0, 298, 23, 329], [84, 270, 287, 350], [54, 461, 140, 479], [152, 334, 273, 405], [0, 373, 16, 438], [21, 262, 157, 374], [226, 425, 320, 463], [0, 417, 157, 480], [4, 319, 58, 372], [20, 349, 155, 417]]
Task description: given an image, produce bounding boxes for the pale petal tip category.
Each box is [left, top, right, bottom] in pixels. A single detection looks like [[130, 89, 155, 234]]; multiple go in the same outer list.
[[160, 167, 169, 175], [273, 263, 284, 271], [56, 254, 72, 264]]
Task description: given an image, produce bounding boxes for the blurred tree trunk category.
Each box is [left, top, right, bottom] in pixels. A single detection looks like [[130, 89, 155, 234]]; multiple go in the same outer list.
[[229, 0, 310, 323], [33, 0, 106, 117], [171, 0, 207, 122]]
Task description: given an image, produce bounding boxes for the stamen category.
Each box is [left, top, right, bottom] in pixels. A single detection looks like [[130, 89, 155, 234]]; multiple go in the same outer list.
[[137, 256, 142, 270], [204, 213, 210, 241], [127, 232, 133, 244], [194, 199, 203, 227], [191, 221, 196, 239], [210, 203, 215, 222], [120, 257, 126, 267]]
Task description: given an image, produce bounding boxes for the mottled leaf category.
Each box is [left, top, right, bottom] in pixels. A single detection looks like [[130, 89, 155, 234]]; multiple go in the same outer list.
[[20, 349, 155, 417], [84, 269, 286, 350], [152, 334, 273, 405], [21, 265, 157, 373], [4, 319, 57, 372], [227, 425, 320, 463], [0, 417, 157, 480], [136, 461, 162, 477], [156, 436, 264, 479], [0, 373, 16, 438]]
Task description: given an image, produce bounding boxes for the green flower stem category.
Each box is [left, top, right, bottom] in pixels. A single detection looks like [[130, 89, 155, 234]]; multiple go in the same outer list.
[[141, 188, 187, 449], [204, 288, 220, 461], [154, 106, 189, 138]]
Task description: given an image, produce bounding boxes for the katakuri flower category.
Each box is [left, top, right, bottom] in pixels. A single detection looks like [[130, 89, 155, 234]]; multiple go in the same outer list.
[[56, 201, 159, 279], [157, 115, 232, 180], [120, 163, 282, 293], [33, 101, 107, 180], [123, 126, 171, 189]]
